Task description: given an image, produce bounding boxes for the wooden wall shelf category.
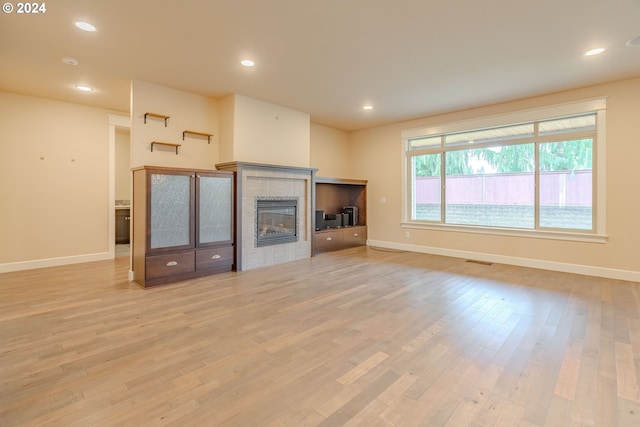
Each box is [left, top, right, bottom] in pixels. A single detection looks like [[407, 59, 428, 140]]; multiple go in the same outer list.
[[151, 141, 181, 154], [182, 130, 213, 144], [144, 112, 170, 127]]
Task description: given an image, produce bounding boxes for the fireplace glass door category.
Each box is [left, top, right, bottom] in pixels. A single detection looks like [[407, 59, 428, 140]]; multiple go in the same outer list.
[[256, 198, 298, 247]]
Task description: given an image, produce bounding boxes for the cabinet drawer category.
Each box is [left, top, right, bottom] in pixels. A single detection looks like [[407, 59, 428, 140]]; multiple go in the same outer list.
[[196, 246, 234, 271], [146, 251, 195, 280], [314, 229, 344, 253], [344, 227, 367, 246]]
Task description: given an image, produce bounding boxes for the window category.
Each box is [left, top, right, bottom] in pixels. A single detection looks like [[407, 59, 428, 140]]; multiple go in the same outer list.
[[403, 99, 606, 240]]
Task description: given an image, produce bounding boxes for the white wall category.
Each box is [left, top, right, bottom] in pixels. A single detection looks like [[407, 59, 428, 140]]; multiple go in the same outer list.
[[350, 77, 640, 281], [223, 94, 310, 167], [218, 94, 235, 164], [310, 123, 351, 178], [0, 91, 121, 269], [115, 129, 130, 200], [130, 80, 219, 169]]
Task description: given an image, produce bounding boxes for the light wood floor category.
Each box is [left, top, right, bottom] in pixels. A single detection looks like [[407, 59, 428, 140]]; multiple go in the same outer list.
[[1, 247, 639, 427]]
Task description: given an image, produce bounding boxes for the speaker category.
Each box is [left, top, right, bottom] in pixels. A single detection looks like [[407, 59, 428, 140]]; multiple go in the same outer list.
[[341, 206, 359, 226], [324, 219, 338, 228], [325, 214, 341, 227], [315, 210, 324, 230]]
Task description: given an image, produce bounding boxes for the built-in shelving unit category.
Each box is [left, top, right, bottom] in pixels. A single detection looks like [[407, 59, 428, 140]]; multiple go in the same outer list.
[[144, 112, 170, 127], [183, 130, 213, 144], [151, 141, 181, 154], [313, 176, 367, 255]]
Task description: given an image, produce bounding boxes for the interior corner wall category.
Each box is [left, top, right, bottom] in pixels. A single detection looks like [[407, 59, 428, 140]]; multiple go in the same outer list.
[[310, 123, 352, 178], [218, 94, 236, 164], [131, 80, 219, 169], [115, 130, 131, 200], [231, 94, 310, 167], [349, 77, 640, 280], [0, 91, 118, 268]]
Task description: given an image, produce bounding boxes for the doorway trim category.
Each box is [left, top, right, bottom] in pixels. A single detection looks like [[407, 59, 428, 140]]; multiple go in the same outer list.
[[108, 114, 131, 262]]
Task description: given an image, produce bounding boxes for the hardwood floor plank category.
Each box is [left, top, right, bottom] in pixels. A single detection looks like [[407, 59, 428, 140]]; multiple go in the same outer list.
[[615, 342, 640, 402], [554, 338, 583, 400], [337, 351, 389, 385]]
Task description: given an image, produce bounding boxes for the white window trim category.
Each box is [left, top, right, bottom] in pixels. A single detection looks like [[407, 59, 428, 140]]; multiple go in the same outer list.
[[401, 98, 608, 243]]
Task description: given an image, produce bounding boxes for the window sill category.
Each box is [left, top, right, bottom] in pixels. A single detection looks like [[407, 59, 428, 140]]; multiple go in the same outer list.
[[401, 222, 608, 244]]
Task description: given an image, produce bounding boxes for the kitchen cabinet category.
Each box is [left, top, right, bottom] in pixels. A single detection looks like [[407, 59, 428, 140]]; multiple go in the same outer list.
[[115, 208, 130, 244], [132, 166, 234, 288]]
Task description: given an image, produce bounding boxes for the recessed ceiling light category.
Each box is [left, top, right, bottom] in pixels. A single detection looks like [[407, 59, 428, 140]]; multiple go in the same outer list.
[[241, 59, 255, 67], [74, 21, 96, 32], [74, 84, 95, 92], [363, 105, 374, 110], [62, 57, 79, 66], [626, 36, 640, 47], [584, 47, 605, 56]]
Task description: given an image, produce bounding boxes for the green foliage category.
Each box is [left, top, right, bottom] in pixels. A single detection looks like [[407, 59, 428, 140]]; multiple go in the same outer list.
[[539, 139, 592, 171], [413, 154, 440, 177], [476, 144, 535, 173], [445, 150, 476, 175], [412, 139, 592, 176]]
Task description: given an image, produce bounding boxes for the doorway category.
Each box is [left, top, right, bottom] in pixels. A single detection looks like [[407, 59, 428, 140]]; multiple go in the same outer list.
[[114, 128, 131, 258], [108, 114, 131, 263]]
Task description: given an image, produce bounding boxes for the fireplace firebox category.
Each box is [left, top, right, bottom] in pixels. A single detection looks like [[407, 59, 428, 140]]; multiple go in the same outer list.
[[255, 198, 298, 247]]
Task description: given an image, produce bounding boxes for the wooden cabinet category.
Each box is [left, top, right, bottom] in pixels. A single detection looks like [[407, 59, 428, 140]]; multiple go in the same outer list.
[[313, 177, 367, 254], [314, 226, 367, 254], [132, 166, 234, 288], [115, 208, 130, 244]]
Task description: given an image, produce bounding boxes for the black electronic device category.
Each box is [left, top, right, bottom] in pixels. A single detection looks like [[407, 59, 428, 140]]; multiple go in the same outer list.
[[324, 214, 342, 228], [315, 210, 325, 231], [341, 206, 359, 226]]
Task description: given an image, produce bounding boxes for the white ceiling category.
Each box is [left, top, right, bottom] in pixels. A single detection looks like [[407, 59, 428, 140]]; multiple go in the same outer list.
[[1, 0, 639, 131]]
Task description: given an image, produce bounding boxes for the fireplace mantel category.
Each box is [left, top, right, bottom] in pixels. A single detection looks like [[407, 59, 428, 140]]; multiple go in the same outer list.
[[216, 161, 318, 175], [216, 162, 317, 271]]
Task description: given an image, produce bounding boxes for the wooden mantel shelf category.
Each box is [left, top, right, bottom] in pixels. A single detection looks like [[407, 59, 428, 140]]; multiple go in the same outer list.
[[183, 130, 213, 144], [151, 141, 180, 154], [144, 112, 170, 127]]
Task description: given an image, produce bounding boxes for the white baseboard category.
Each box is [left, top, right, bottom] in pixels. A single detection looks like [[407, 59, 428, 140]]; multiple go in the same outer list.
[[367, 239, 640, 283], [0, 252, 112, 273]]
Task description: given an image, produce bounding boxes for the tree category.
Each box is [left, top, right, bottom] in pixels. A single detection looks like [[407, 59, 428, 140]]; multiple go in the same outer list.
[[413, 154, 440, 177], [476, 144, 535, 173], [538, 139, 592, 171], [412, 138, 592, 177]]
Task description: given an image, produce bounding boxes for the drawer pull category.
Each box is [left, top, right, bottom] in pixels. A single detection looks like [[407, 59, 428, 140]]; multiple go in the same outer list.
[[326, 237, 332, 241], [353, 233, 358, 237], [166, 261, 178, 267], [211, 254, 221, 260]]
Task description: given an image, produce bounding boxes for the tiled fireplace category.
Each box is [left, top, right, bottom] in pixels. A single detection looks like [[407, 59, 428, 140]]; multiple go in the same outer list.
[[215, 162, 316, 271]]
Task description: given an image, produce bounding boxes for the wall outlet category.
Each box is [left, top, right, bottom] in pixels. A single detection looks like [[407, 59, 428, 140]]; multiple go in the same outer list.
[[405, 231, 410, 238], [380, 196, 387, 204]]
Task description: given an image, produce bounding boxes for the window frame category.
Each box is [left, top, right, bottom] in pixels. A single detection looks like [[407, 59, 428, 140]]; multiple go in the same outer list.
[[401, 99, 607, 243]]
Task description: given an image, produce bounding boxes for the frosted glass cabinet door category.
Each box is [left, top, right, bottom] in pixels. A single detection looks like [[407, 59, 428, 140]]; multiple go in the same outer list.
[[198, 174, 232, 244], [150, 173, 192, 249]]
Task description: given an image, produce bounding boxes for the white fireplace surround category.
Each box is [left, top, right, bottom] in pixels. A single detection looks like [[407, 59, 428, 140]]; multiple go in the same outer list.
[[216, 162, 316, 271]]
